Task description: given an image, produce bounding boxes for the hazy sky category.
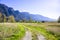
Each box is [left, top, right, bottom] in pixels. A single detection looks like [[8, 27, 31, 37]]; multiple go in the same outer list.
[[0, 0, 60, 19]]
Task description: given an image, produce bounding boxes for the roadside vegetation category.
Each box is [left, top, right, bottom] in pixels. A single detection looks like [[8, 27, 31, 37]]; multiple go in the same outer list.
[[23, 24, 58, 40], [0, 3, 60, 40], [0, 23, 60, 40], [0, 23, 25, 40]]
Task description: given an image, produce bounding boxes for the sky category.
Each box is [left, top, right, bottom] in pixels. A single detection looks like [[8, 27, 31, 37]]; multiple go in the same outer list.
[[0, 0, 60, 19]]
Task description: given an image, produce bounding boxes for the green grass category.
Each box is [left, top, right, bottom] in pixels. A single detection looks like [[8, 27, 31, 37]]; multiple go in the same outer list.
[[17, 24, 25, 40], [23, 24, 58, 40], [0, 23, 25, 40], [0, 23, 59, 40], [32, 31, 38, 40], [47, 25, 60, 40]]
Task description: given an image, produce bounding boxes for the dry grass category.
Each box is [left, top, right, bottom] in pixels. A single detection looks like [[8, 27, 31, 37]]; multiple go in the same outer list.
[[0, 23, 25, 40]]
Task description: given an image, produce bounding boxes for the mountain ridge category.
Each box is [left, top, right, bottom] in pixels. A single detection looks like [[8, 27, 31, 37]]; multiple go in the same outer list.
[[0, 3, 55, 22]]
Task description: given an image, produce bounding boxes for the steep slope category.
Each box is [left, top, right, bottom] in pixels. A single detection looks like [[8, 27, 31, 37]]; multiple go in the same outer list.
[[0, 4, 10, 16], [0, 3, 55, 22], [14, 11, 30, 21]]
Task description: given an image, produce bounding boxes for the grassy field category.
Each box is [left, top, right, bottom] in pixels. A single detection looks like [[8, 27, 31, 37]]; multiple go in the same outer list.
[[21, 23, 60, 40], [0, 23, 25, 40], [0, 23, 60, 40]]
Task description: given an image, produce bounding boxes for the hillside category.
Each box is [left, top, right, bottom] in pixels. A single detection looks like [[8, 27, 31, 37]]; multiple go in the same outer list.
[[0, 3, 55, 22]]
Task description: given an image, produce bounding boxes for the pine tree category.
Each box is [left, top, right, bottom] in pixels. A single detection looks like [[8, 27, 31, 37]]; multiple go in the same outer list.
[[58, 16, 60, 23]]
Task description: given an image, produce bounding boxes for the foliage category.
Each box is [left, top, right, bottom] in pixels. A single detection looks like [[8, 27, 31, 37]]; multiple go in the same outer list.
[[8, 15, 15, 23], [41, 21, 45, 23], [58, 16, 60, 23], [24, 24, 58, 40], [0, 13, 3, 22], [4, 15, 6, 22], [0, 13, 6, 22], [0, 13, 16, 23], [0, 23, 25, 40]]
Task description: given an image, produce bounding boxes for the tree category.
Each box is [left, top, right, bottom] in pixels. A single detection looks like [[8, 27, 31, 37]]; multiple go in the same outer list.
[[29, 17, 33, 23], [41, 21, 45, 23], [0, 12, 15, 23], [0, 13, 3, 22], [58, 16, 60, 23], [8, 15, 15, 22], [0, 13, 6, 22], [22, 18, 26, 22], [4, 14, 6, 22]]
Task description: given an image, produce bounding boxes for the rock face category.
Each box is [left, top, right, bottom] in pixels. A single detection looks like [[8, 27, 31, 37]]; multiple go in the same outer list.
[[0, 3, 54, 22], [0, 4, 10, 16], [0, 4, 31, 21], [14, 11, 30, 21]]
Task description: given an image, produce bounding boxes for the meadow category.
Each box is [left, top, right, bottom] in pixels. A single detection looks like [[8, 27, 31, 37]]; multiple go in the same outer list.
[[0, 23, 60, 40]]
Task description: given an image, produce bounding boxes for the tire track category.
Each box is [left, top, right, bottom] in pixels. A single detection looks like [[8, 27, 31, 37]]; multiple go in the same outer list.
[[22, 25, 46, 40], [22, 25, 32, 40], [37, 34, 46, 40], [22, 30, 32, 40]]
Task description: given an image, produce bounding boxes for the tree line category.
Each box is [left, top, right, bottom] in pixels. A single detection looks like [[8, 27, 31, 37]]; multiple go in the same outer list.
[[0, 12, 60, 23], [0, 12, 15, 23]]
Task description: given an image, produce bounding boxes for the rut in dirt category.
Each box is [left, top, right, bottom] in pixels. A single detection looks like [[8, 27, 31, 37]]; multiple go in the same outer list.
[[22, 30, 32, 40], [37, 34, 46, 40]]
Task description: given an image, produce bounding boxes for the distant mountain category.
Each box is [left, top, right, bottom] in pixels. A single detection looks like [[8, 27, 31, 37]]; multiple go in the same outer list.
[[0, 3, 55, 22], [30, 14, 55, 21], [14, 11, 30, 21]]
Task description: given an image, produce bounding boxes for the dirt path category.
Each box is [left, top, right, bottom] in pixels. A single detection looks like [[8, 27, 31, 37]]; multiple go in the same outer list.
[[37, 34, 46, 40], [22, 25, 46, 40], [22, 30, 32, 40]]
